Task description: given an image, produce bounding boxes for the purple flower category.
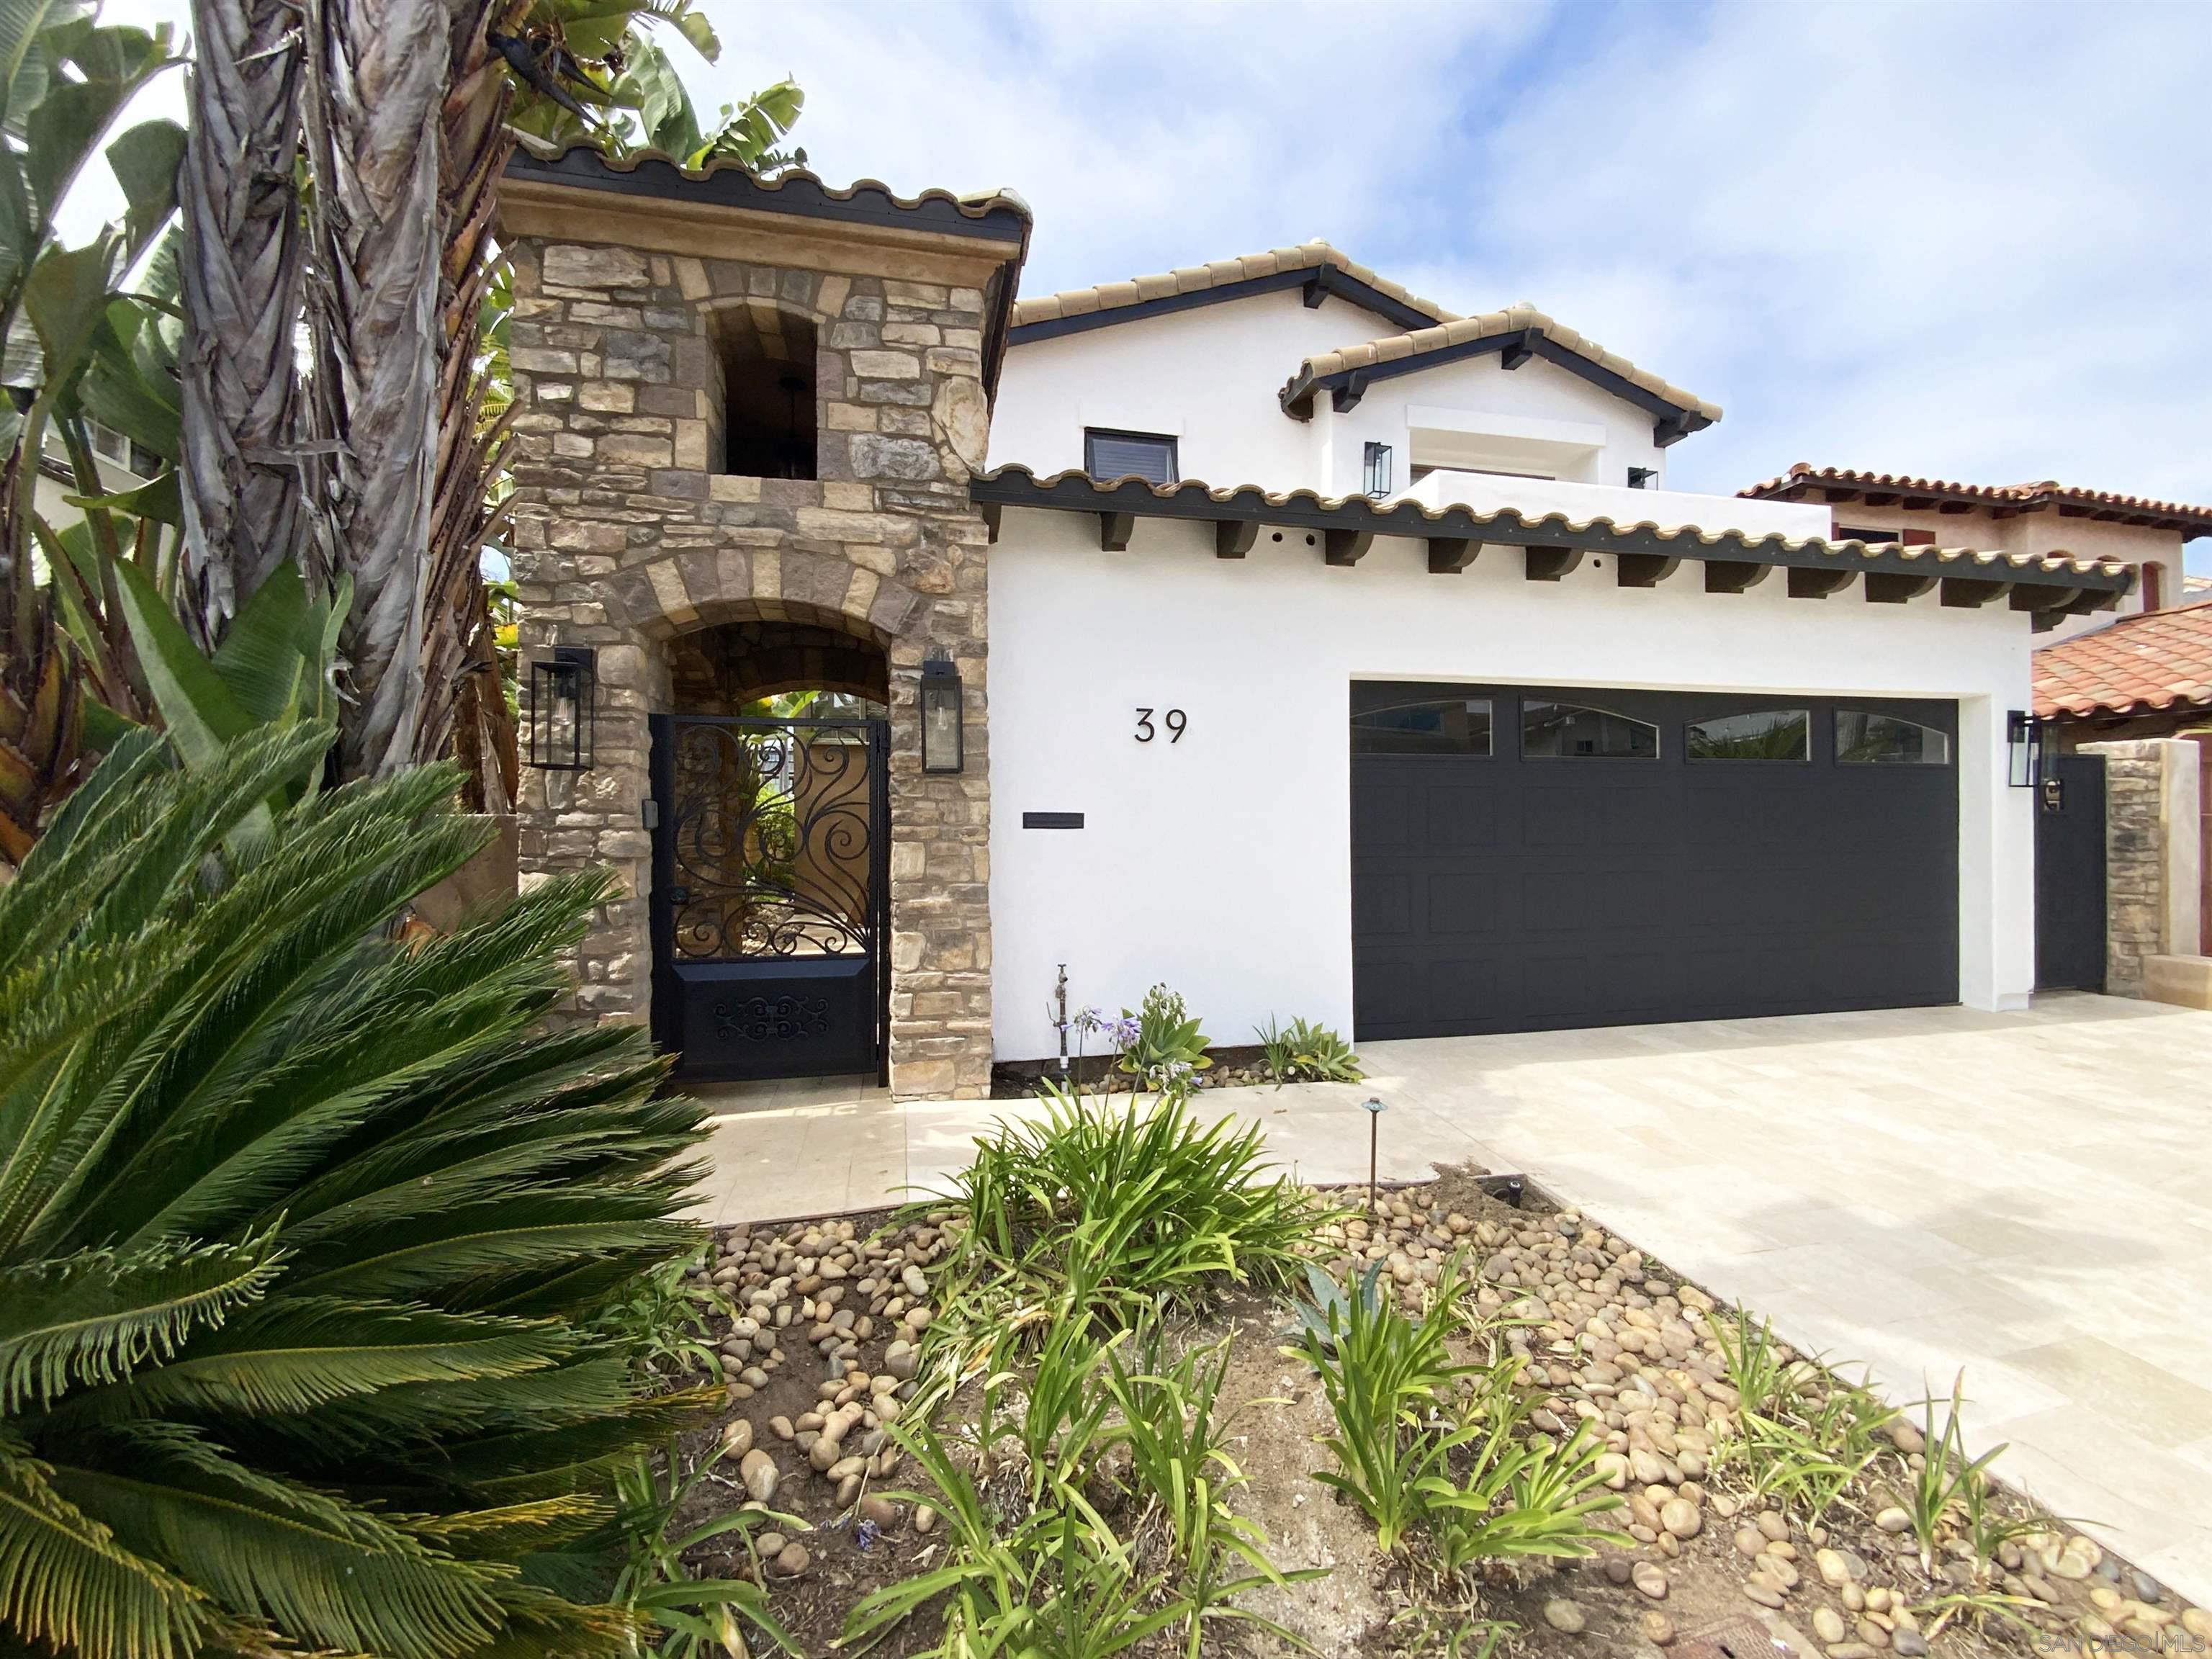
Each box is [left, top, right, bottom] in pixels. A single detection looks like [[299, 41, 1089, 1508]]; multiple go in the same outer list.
[[855, 1518, 879, 1552]]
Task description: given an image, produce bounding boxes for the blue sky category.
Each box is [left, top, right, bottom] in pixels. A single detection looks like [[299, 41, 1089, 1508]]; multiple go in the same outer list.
[[96, 0, 2212, 562], [702, 0, 2212, 558]]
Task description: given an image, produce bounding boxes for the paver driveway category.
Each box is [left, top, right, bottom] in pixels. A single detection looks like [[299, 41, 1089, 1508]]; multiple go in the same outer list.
[[1359, 993, 2212, 1606], [688, 992, 2212, 1603]]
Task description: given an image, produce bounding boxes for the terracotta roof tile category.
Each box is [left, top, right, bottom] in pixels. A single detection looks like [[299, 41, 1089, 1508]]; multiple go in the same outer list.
[[1286, 304, 1722, 423], [1743, 463, 2212, 536], [2035, 600, 2212, 719], [979, 464, 2133, 585], [1010, 240, 1455, 329]]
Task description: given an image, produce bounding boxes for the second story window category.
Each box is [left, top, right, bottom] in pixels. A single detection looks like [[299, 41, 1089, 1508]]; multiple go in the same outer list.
[[1084, 428, 1178, 485], [1362, 441, 1393, 498]]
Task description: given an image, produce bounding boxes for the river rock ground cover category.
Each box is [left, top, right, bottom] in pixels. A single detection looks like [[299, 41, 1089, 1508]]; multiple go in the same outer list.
[[669, 1125, 2198, 1658]]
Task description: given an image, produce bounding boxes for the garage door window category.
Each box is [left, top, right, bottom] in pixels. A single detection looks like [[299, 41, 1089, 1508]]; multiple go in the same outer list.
[[1352, 695, 1493, 755], [1523, 701, 1658, 759], [1837, 711, 1950, 765], [1686, 709, 1809, 761]]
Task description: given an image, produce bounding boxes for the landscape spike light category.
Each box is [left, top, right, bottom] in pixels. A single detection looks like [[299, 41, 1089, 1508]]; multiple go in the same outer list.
[[1362, 1095, 1386, 1213]]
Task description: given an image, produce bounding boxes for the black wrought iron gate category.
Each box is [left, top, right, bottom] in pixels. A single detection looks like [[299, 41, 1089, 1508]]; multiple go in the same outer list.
[[649, 714, 890, 1082]]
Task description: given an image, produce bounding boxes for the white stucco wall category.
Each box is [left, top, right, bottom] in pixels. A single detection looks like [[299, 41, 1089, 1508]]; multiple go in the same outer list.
[[985, 508, 2038, 1061], [989, 291, 1362, 488], [989, 289, 1678, 498], [1406, 469, 1830, 540]]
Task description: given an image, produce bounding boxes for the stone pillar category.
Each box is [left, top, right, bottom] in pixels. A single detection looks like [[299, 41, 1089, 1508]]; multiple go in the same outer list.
[[2079, 738, 2201, 996], [503, 236, 999, 1097]]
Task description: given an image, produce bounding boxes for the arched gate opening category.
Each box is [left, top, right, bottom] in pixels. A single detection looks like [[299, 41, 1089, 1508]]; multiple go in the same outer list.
[[649, 614, 891, 1082]]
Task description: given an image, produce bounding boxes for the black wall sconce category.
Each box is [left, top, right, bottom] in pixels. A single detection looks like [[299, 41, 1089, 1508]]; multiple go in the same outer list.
[[920, 657, 964, 775], [2007, 709, 2045, 788], [1362, 441, 1393, 499], [528, 646, 596, 771]]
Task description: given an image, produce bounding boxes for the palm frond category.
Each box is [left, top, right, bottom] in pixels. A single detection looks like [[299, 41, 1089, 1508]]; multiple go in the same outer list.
[[4, 727, 714, 1655], [0, 1231, 284, 1410], [49, 1297, 574, 1422], [50, 1425, 511, 1659], [0, 1442, 215, 1659]]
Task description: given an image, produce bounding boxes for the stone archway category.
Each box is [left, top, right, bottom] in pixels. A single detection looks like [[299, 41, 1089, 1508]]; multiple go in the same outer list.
[[507, 228, 997, 1099], [669, 613, 891, 713]]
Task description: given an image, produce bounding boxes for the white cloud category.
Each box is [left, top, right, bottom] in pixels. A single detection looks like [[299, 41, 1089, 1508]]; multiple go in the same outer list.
[[701, 0, 2212, 557], [1421, 1, 2212, 518], [693, 1, 1542, 292]]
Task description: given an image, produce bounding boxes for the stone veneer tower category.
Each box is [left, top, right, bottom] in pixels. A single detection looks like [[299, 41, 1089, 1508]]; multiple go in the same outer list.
[[498, 147, 1029, 1099]]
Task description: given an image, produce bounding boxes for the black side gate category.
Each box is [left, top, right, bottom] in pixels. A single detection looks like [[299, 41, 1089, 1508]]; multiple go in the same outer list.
[[2035, 752, 2106, 991], [649, 714, 889, 1082]]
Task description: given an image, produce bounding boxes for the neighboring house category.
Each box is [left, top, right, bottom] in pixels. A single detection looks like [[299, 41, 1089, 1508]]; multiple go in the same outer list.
[[497, 150, 2135, 1099], [1740, 463, 2212, 631], [35, 420, 153, 534]]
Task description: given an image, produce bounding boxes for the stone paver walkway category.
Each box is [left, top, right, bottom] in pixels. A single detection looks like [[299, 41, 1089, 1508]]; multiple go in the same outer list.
[[684, 992, 2212, 1604]]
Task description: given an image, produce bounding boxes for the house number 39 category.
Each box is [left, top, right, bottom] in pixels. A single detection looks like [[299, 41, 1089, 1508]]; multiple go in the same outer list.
[[1134, 708, 1187, 743]]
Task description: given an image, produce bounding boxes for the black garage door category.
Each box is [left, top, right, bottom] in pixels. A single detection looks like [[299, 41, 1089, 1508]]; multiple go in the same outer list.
[[1350, 684, 1959, 1040]]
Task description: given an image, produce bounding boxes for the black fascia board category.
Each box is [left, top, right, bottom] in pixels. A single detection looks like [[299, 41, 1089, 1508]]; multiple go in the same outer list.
[[965, 469, 2134, 596], [503, 147, 1030, 246], [1007, 264, 1440, 348], [1282, 328, 1705, 432]]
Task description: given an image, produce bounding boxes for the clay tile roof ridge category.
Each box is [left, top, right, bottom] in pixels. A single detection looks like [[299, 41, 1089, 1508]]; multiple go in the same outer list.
[[1009, 240, 1457, 331], [1289, 304, 1723, 424], [508, 139, 1034, 222]]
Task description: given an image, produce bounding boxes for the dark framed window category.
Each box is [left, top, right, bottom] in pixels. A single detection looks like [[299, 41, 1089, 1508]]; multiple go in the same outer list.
[[1836, 711, 1950, 765], [1686, 709, 1809, 761], [1836, 524, 1936, 547], [1522, 700, 1659, 759], [1084, 428, 1178, 485], [1352, 693, 1493, 755]]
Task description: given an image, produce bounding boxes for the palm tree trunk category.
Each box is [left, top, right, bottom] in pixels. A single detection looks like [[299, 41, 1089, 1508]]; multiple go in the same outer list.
[[416, 0, 521, 785], [303, 0, 451, 780], [176, 0, 310, 648]]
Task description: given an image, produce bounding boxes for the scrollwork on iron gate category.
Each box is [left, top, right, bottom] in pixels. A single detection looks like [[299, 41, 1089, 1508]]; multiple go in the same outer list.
[[665, 720, 880, 961]]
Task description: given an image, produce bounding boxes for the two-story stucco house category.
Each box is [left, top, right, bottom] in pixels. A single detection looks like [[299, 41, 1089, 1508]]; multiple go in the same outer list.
[[978, 246, 2135, 1062], [497, 153, 2134, 1098]]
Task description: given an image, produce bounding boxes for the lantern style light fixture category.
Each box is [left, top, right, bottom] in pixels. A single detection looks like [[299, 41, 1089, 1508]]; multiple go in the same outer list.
[[2007, 709, 2044, 788], [528, 646, 596, 772], [920, 657, 964, 775], [1362, 441, 1393, 499]]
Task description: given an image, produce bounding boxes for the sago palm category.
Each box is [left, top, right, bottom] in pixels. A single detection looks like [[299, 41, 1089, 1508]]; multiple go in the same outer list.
[[0, 723, 715, 1658]]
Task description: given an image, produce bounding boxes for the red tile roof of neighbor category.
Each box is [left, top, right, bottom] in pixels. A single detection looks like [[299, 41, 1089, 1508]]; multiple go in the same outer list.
[[1743, 464, 2212, 539], [2034, 599, 2212, 719]]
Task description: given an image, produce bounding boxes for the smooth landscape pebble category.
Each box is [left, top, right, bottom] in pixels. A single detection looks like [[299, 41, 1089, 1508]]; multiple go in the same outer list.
[[1542, 1599, 1586, 1633]]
